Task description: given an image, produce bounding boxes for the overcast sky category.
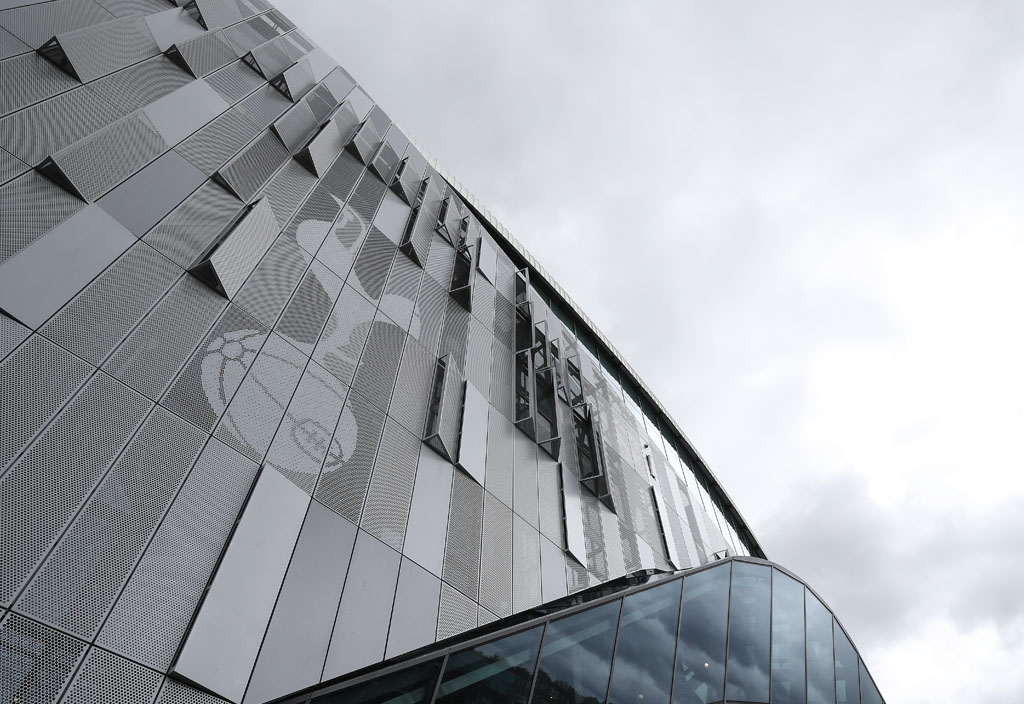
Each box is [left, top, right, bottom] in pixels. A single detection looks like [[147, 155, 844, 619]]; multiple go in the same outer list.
[[276, 2, 1024, 701]]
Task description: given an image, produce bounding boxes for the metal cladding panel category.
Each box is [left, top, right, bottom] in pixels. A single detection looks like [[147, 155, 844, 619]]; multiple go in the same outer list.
[[195, 199, 279, 299], [214, 129, 290, 202], [456, 381, 487, 485], [173, 467, 310, 704], [0, 611, 88, 704], [385, 557, 441, 659], [441, 469, 483, 602], [96, 438, 259, 671], [0, 204, 136, 329], [478, 492, 512, 618], [244, 500, 357, 704], [322, 529, 400, 679], [350, 316, 407, 414], [143, 7, 204, 52], [1, 372, 151, 607], [511, 513, 542, 613], [311, 283, 375, 387], [173, 29, 238, 77], [437, 581, 477, 642], [41, 241, 179, 366], [275, 259, 342, 356], [0, 172, 86, 267], [0, 314, 30, 362], [0, 334, 92, 473], [387, 335, 434, 437], [143, 179, 244, 268], [60, 645, 162, 704], [560, 462, 589, 570], [539, 534, 568, 602], [52, 15, 161, 83], [360, 417, 420, 551], [143, 78, 229, 146], [402, 444, 453, 578], [99, 149, 207, 237], [0, 0, 114, 48], [14, 406, 205, 640], [232, 234, 312, 328]]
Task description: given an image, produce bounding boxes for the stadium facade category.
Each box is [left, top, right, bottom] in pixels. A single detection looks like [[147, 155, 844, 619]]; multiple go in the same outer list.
[[0, 1, 884, 703]]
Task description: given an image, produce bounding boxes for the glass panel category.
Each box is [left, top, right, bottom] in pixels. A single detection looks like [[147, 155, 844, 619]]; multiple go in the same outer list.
[[805, 591, 834, 704], [532, 599, 621, 704], [833, 621, 860, 704], [771, 570, 807, 704], [315, 658, 442, 704], [673, 563, 729, 704], [725, 562, 771, 703], [859, 659, 885, 704], [436, 625, 544, 703], [607, 578, 683, 704]]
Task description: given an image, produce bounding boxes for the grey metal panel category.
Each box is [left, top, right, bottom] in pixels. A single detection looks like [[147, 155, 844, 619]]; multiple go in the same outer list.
[[484, 404, 514, 507], [360, 417, 420, 551], [512, 429, 539, 528], [385, 557, 441, 659], [437, 581, 477, 641], [0, 171, 86, 266], [372, 188, 411, 246], [402, 444, 453, 577], [263, 359, 348, 496], [96, 438, 258, 671], [213, 332, 306, 462], [144, 7, 205, 51], [323, 529, 400, 679], [258, 156, 318, 227], [172, 466, 310, 704], [0, 203, 135, 329], [40, 241, 179, 366], [232, 235, 312, 328], [479, 491, 512, 617], [540, 534, 568, 603], [311, 283, 376, 387], [191, 199, 279, 299], [276, 56, 314, 102], [560, 462, 588, 569], [512, 513, 542, 613], [143, 180, 244, 268], [103, 274, 227, 400], [98, 149, 207, 236], [0, 334, 91, 473], [442, 469, 483, 602], [243, 500, 357, 704], [537, 454, 563, 546], [476, 231, 497, 283], [351, 315, 407, 414], [0, 0, 113, 48], [388, 335, 434, 437], [272, 100, 318, 153], [456, 381, 487, 485], [0, 611, 88, 704], [144, 78, 230, 146], [275, 259, 343, 356], [60, 645, 163, 704], [651, 482, 681, 569], [378, 248, 422, 331], [0, 52, 79, 117], [14, 406, 205, 640], [1, 371, 151, 606], [295, 119, 343, 177], [49, 15, 160, 83], [0, 313, 29, 362]]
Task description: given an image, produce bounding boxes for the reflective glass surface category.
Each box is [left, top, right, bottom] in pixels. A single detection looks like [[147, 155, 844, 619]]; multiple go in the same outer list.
[[805, 592, 834, 704], [316, 659, 442, 704], [435, 625, 543, 703], [771, 570, 806, 704], [532, 600, 621, 704], [833, 621, 860, 704], [673, 564, 729, 704], [725, 562, 771, 703], [859, 659, 884, 704], [607, 578, 682, 704]]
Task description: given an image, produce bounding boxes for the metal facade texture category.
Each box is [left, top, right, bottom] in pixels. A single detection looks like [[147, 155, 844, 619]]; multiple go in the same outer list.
[[0, 2, 765, 703]]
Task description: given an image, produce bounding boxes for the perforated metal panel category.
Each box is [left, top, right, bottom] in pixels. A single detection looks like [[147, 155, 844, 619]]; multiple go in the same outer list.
[[160, 303, 269, 433], [387, 335, 434, 437], [263, 359, 347, 495], [348, 226, 396, 304], [59, 639, 162, 704], [359, 417, 420, 551], [314, 388, 386, 524], [259, 158, 318, 227], [513, 430, 539, 529], [275, 259, 342, 355], [232, 235, 312, 328], [0, 52, 78, 117], [1, 372, 151, 606], [351, 317, 406, 414], [50, 15, 161, 83], [0, 0, 114, 48], [511, 513, 542, 613], [0, 612, 88, 704], [103, 274, 227, 400], [172, 29, 238, 78], [0, 172, 86, 266], [143, 180, 244, 268], [441, 470, 482, 602], [437, 582, 477, 641], [215, 129, 290, 201], [41, 243, 179, 367], [14, 406, 205, 639], [479, 492, 512, 617], [0, 335, 92, 474], [214, 332, 306, 462], [484, 405, 514, 507], [311, 283, 375, 387], [97, 438, 258, 670]]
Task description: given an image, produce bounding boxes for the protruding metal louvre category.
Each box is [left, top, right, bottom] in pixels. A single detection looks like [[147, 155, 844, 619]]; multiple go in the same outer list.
[[423, 354, 465, 464], [188, 199, 279, 299]]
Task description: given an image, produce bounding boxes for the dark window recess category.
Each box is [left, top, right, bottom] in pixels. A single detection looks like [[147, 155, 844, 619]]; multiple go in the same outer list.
[[334, 102, 362, 145], [370, 140, 401, 184], [434, 625, 544, 703], [423, 355, 466, 464], [347, 119, 381, 165], [37, 37, 80, 81], [533, 322, 560, 459], [435, 195, 463, 244], [564, 355, 585, 407], [448, 222, 474, 311], [572, 401, 614, 511], [313, 658, 443, 704], [398, 176, 431, 267], [513, 269, 535, 439]]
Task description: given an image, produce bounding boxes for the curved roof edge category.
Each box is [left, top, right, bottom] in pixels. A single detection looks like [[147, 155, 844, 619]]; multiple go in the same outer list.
[[411, 140, 766, 560]]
